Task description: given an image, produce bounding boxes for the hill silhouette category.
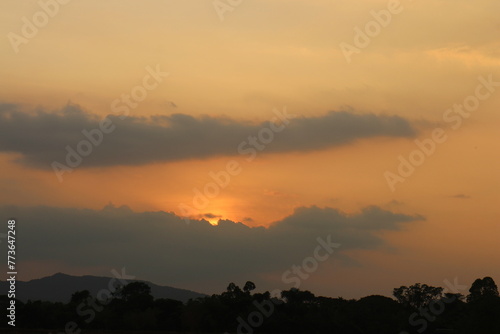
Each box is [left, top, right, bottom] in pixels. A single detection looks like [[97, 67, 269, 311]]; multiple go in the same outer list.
[[0, 272, 206, 303]]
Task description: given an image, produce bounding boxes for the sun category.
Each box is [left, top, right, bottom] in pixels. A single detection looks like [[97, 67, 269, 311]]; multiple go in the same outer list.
[[207, 218, 219, 226], [200, 212, 223, 226]]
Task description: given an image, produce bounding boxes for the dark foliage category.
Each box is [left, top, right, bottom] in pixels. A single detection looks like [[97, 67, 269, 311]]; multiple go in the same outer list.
[[2, 277, 499, 333]]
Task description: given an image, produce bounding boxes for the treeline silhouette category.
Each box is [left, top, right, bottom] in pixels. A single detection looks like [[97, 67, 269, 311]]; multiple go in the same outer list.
[[1, 276, 499, 333]]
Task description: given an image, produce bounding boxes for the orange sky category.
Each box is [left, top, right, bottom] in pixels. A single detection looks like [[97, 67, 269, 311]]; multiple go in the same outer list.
[[0, 0, 499, 298]]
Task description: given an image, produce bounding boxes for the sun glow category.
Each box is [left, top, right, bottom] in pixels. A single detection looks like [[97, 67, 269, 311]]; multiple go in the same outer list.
[[207, 219, 219, 226]]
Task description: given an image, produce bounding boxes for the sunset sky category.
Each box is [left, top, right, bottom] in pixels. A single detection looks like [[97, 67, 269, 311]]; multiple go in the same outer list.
[[0, 0, 499, 299]]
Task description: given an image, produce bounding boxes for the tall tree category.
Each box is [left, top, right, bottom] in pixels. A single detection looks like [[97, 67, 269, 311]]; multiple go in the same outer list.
[[467, 277, 499, 302]]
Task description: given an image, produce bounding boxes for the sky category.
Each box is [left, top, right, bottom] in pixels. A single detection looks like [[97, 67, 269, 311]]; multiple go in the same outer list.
[[0, 0, 499, 299]]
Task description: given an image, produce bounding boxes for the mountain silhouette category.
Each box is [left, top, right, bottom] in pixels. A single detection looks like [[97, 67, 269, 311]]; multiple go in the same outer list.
[[0, 272, 206, 303]]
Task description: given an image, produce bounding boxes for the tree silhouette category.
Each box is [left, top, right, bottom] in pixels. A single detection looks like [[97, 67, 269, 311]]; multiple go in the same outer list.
[[115, 281, 154, 309], [281, 288, 315, 304], [222, 282, 244, 299], [243, 281, 256, 294], [70, 289, 90, 305], [351, 295, 405, 334], [467, 276, 499, 302], [393, 283, 443, 309], [3, 275, 500, 333]]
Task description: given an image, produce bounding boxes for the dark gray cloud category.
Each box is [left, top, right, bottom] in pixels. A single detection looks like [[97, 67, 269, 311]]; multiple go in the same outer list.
[[0, 103, 417, 169], [1, 204, 423, 291]]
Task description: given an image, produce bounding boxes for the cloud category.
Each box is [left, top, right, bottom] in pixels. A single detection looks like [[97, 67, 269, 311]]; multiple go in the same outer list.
[[1, 204, 423, 290], [189, 212, 222, 221], [0, 103, 417, 169], [201, 213, 222, 219]]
